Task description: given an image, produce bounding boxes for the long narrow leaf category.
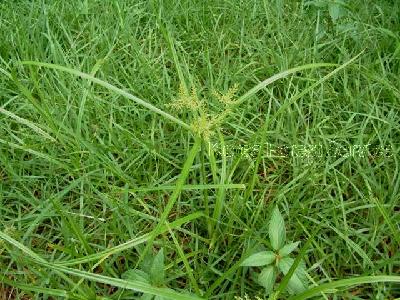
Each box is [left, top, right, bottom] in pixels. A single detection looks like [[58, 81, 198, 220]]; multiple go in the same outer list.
[[125, 183, 246, 192], [0, 107, 55, 141], [289, 275, 400, 300], [0, 138, 65, 168], [56, 211, 204, 266], [20, 61, 190, 130], [235, 63, 336, 105], [138, 138, 202, 265], [0, 232, 203, 300], [46, 263, 203, 300]]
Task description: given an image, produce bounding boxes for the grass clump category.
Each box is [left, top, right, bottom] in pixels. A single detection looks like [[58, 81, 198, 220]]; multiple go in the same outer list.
[[0, 0, 400, 299]]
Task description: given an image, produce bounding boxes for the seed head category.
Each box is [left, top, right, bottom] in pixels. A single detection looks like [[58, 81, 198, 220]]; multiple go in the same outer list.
[[190, 115, 215, 140], [213, 83, 239, 106], [168, 83, 202, 112]]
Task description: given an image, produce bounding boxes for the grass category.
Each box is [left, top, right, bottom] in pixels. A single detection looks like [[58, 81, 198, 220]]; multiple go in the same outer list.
[[0, 0, 399, 299]]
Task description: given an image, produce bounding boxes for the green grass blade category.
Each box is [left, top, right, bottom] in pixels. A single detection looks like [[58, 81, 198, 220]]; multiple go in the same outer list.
[[370, 196, 400, 246], [124, 183, 246, 193], [167, 222, 201, 295], [159, 22, 189, 92], [0, 107, 56, 141], [211, 132, 228, 242], [137, 137, 202, 265], [0, 277, 85, 299], [0, 231, 203, 300], [289, 275, 400, 300], [0, 230, 46, 263], [327, 224, 374, 268], [271, 52, 364, 121], [235, 63, 336, 105], [44, 262, 204, 300], [358, 171, 400, 247], [20, 61, 190, 130], [0, 277, 72, 298], [56, 211, 204, 266], [0, 138, 66, 168], [76, 58, 105, 136]]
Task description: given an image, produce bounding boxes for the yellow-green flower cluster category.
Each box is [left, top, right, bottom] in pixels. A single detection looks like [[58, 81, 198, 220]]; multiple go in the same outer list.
[[189, 114, 214, 140], [212, 83, 238, 106], [168, 82, 239, 140], [167, 83, 202, 112]]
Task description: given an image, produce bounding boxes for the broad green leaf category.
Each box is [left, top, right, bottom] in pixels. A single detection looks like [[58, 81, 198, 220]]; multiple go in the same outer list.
[[304, 0, 327, 8], [328, 3, 345, 22], [276, 221, 320, 297], [279, 242, 300, 257], [150, 248, 165, 286], [241, 251, 276, 267], [258, 266, 277, 295], [122, 269, 150, 284], [140, 249, 155, 274], [278, 258, 308, 295], [269, 206, 286, 250]]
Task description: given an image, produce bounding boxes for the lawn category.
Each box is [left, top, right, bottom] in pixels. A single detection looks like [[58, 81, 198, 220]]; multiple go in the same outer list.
[[0, 0, 399, 299]]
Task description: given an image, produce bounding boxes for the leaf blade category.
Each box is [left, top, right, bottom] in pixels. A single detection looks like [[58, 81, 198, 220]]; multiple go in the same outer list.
[[122, 269, 151, 284], [289, 275, 400, 300], [240, 251, 276, 267], [0, 232, 203, 300], [150, 248, 165, 286], [20, 61, 190, 130], [258, 266, 277, 295], [269, 206, 286, 250], [235, 63, 336, 105], [279, 242, 300, 257], [278, 257, 308, 295]]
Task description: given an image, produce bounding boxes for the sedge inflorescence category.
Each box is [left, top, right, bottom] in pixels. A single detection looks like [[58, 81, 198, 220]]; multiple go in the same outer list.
[[168, 82, 239, 140]]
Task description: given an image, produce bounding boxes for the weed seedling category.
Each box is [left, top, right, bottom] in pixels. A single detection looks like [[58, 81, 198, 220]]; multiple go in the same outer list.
[[241, 206, 309, 296], [122, 248, 169, 299]]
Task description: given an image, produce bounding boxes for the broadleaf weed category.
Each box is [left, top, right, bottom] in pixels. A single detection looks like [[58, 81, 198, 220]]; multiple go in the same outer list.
[[241, 206, 309, 297]]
